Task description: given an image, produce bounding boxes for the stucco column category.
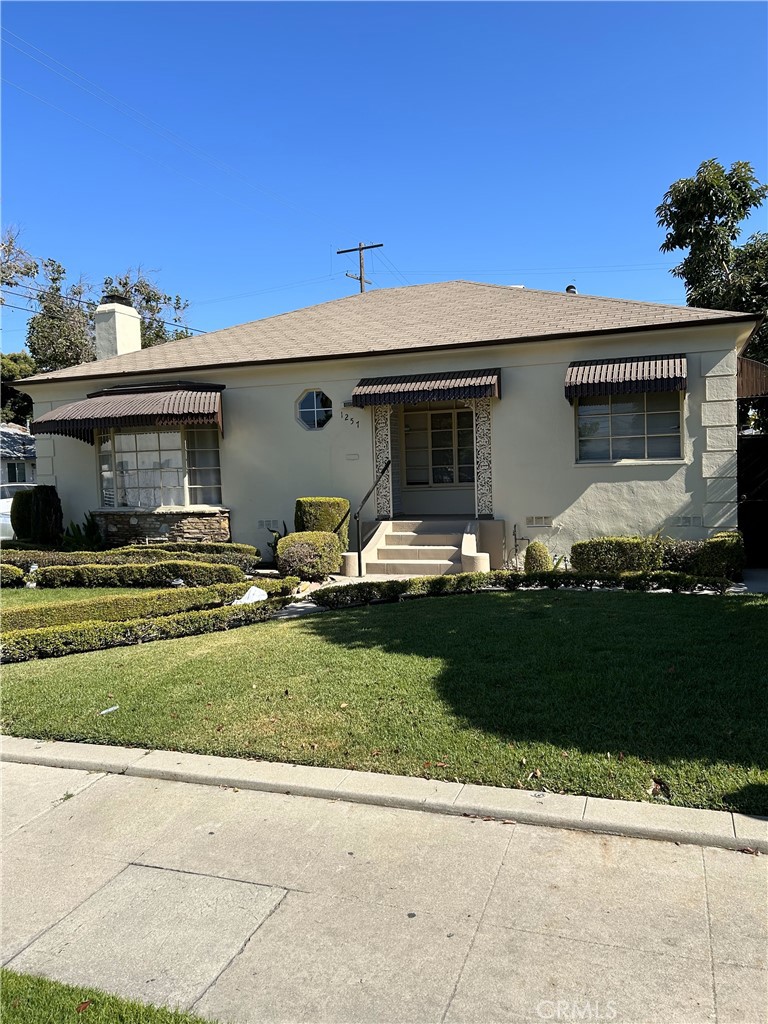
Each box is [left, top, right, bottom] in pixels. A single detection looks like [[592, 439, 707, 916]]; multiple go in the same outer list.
[[471, 398, 493, 517], [373, 403, 393, 519]]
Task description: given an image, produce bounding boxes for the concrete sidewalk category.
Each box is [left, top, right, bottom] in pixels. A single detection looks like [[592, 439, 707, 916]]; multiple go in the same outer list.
[[2, 760, 766, 1024]]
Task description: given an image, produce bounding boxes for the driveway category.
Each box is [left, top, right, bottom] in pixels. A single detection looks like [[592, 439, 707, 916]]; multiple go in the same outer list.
[[1, 761, 766, 1023]]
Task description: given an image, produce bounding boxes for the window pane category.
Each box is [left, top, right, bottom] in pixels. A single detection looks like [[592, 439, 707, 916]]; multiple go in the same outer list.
[[647, 435, 681, 458], [405, 430, 428, 450], [579, 439, 610, 461], [645, 392, 679, 412], [406, 450, 428, 468], [456, 411, 473, 429], [187, 449, 220, 469], [610, 394, 644, 413], [138, 451, 161, 470], [578, 396, 610, 415], [189, 486, 221, 505], [457, 447, 474, 465], [404, 413, 427, 430], [119, 471, 138, 489], [163, 486, 185, 506], [432, 467, 454, 484], [317, 392, 332, 409], [114, 433, 134, 452], [646, 412, 680, 435], [162, 470, 183, 487], [405, 468, 429, 485], [612, 436, 645, 459], [457, 429, 474, 448], [162, 450, 183, 469], [458, 466, 475, 483], [138, 470, 159, 487], [189, 468, 221, 487], [315, 408, 332, 428], [136, 433, 158, 451], [578, 415, 609, 439], [299, 393, 316, 412], [7, 464, 17, 483], [431, 412, 452, 430], [612, 414, 645, 437], [159, 431, 183, 450], [185, 429, 216, 449], [431, 429, 453, 448], [122, 488, 139, 507], [432, 449, 454, 467], [139, 488, 158, 506]]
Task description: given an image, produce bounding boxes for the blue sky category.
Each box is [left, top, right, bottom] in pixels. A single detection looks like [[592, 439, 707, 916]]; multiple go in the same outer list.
[[2, 1, 766, 349]]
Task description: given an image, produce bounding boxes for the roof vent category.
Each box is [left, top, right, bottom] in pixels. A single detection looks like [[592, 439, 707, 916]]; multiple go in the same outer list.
[[101, 293, 133, 307], [565, 284, 578, 295]]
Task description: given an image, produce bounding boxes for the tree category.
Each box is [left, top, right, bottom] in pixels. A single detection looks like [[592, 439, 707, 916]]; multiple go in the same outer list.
[[102, 268, 192, 348], [25, 260, 95, 372], [0, 228, 38, 298], [1, 351, 36, 424], [656, 159, 768, 364]]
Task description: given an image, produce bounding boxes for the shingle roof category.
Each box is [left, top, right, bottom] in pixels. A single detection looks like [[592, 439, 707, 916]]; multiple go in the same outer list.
[[19, 281, 757, 386], [0, 424, 36, 461]]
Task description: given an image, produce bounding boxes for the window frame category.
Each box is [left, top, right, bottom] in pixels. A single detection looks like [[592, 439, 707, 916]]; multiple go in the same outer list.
[[401, 402, 476, 489], [96, 426, 223, 509], [574, 391, 684, 464], [295, 389, 333, 431], [6, 462, 26, 483]]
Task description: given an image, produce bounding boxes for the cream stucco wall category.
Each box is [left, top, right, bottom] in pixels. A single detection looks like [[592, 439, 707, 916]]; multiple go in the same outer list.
[[21, 318, 750, 558]]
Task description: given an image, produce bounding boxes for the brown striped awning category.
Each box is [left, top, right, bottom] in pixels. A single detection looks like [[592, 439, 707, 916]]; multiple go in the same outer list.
[[564, 354, 687, 403], [738, 356, 768, 399], [31, 382, 225, 444], [351, 368, 501, 407]]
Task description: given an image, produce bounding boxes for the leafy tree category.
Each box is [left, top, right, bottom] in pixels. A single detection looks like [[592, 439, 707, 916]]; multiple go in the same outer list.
[[656, 159, 768, 363], [0, 228, 38, 298], [102, 268, 192, 348], [1, 351, 36, 424], [25, 260, 95, 372]]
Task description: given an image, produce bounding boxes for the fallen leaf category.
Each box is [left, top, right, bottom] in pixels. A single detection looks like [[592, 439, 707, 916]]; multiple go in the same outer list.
[[76, 1001, 92, 1013], [435, 761, 449, 768], [340, 702, 348, 709], [738, 847, 759, 856]]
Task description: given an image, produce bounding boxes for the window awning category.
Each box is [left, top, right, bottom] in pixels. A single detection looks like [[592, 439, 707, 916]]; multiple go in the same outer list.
[[351, 368, 501, 407], [31, 382, 225, 445], [564, 354, 687, 403]]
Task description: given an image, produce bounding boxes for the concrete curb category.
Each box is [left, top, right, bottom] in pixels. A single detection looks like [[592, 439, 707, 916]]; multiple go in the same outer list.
[[2, 735, 766, 854]]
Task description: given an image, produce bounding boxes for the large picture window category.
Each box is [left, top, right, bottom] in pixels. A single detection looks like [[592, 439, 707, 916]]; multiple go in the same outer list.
[[576, 392, 682, 462], [403, 403, 475, 486], [97, 428, 222, 508]]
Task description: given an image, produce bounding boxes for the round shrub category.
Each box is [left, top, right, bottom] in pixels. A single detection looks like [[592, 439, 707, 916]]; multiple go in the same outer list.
[[294, 497, 350, 552], [30, 485, 64, 545], [0, 564, 25, 588], [524, 540, 553, 573], [276, 531, 342, 581], [694, 531, 745, 580], [9, 489, 34, 540]]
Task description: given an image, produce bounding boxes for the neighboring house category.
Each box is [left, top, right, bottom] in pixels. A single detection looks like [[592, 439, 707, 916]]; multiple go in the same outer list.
[[0, 422, 36, 485], [16, 282, 761, 573]]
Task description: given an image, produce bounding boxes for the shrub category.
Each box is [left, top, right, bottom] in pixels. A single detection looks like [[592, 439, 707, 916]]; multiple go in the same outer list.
[[9, 489, 34, 540], [524, 541, 553, 573], [295, 497, 350, 552], [34, 560, 244, 589], [2, 548, 257, 573], [117, 541, 260, 558], [61, 513, 104, 551], [1, 599, 288, 663], [0, 564, 25, 588], [0, 577, 300, 633], [570, 536, 664, 574], [30, 485, 64, 545], [277, 531, 342, 580], [694, 531, 745, 580], [660, 539, 705, 573], [118, 545, 261, 572]]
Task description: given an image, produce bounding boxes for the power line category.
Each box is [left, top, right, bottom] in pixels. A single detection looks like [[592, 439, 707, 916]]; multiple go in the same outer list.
[[1, 289, 206, 334]]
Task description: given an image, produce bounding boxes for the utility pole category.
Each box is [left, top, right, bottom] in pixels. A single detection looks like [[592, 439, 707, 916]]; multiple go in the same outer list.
[[336, 242, 383, 293]]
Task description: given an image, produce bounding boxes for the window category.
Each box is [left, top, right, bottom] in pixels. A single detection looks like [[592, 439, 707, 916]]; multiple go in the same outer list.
[[576, 392, 682, 462], [403, 404, 475, 486], [296, 390, 332, 430], [97, 428, 222, 508], [7, 463, 26, 483]]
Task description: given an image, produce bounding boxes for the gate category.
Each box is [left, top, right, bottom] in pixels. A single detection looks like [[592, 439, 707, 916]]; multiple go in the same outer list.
[[738, 433, 768, 567]]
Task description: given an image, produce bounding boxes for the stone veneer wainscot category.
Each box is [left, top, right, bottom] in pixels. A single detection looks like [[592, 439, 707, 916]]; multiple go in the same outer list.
[[93, 508, 231, 547]]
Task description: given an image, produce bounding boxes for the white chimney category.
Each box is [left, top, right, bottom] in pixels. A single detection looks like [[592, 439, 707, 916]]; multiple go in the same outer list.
[[94, 293, 142, 360]]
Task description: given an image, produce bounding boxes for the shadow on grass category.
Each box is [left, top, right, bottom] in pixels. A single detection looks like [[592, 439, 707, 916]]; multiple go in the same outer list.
[[301, 590, 768, 812]]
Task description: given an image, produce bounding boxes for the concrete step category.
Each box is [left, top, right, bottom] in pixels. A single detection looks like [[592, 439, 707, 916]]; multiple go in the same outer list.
[[384, 531, 464, 547], [364, 559, 459, 576], [391, 520, 469, 533], [379, 545, 459, 561]]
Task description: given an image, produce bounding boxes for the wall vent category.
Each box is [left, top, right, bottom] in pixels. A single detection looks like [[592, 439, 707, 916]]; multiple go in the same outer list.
[[257, 519, 280, 530], [525, 516, 553, 528], [673, 515, 702, 528]]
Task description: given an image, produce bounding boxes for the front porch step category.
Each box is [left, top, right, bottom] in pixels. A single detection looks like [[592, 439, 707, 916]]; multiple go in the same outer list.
[[380, 545, 459, 561], [390, 520, 469, 533], [384, 531, 464, 547], [364, 559, 459, 576]]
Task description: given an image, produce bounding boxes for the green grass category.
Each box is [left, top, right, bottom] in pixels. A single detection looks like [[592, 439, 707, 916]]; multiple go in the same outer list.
[[1, 587, 137, 609], [0, 970, 213, 1024], [3, 590, 767, 813]]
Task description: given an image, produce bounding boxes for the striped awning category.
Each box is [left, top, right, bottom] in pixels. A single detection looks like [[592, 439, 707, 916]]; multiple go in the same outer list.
[[738, 356, 768, 399], [564, 354, 687, 403], [351, 368, 501, 407], [31, 382, 225, 444]]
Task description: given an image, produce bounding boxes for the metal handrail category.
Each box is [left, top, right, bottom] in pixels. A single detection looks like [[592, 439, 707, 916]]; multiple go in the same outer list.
[[353, 459, 391, 577]]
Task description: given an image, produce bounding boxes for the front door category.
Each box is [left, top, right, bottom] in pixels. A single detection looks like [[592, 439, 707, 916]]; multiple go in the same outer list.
[[397, 402, 476, 516]]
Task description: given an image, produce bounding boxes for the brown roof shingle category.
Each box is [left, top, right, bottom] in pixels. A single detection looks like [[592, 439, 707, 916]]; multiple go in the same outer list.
[[20, 281, 756, 386]]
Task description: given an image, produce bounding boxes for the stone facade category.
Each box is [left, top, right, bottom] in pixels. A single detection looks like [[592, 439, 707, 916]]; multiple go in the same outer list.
[[93, 508, 231, 547]]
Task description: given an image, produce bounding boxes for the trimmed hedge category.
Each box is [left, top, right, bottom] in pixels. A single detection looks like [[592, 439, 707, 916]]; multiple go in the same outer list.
[[524, 541, 553, 573], [570, 536, 664, 574], [117, 541, 260, 558], [1, 578, 300, 633], [0, 564, 25, 588], [34, 561, 244, 589], [1, 548, 258, 573], [277, 531, 342, 580], [295, 497, 350, 552], [313, 569, 732, 608], [571, 532, 745, 581], [1, 599, 288, 663], [694, 531, 745, 579], [659, 539, 704, 573], [9, 489, 34, 540]]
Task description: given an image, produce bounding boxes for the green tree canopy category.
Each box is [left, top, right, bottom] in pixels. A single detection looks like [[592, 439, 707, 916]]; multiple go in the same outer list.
[[1, 351, 37, 424]]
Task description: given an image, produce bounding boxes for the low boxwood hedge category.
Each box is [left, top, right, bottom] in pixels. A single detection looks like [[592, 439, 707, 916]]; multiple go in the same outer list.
[[1, 547, 259, 573], [570, 532, 745, 580], [570, 536, 664, 574], [116, 541, 258, 556], [34, 561, 244, 589], [693, 531, 745, 579], [0, 577, 300, 633], [1, 599, 288, 663], [0, 564, 25, 588]]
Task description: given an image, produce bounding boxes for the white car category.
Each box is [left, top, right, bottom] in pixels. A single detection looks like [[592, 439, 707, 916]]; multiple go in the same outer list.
[[0, 483, 36, 541]]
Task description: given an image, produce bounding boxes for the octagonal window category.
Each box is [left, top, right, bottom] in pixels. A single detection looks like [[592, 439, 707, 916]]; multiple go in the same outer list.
[[297, 389, 333, 430]]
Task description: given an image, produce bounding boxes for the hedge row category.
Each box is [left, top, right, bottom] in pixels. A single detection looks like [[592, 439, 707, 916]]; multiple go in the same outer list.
[[34, 561, 244, 589], [570, 532, 745, 580], [1, 599, 288, 663], [313, 569, 733, 608], [1, 578, 300, 633], [1, 547, 259, 573], [0, 564, 25, 588], [117, 541, 259, 556]]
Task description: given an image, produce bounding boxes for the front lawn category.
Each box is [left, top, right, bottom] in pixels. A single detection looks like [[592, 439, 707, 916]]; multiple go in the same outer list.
[[1, 587, 138, 609], [2, 590, 766, 813]]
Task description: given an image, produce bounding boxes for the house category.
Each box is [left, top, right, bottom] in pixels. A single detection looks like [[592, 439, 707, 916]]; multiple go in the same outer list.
[[0, 422, 36, 485], [17, 282, 761, 573]]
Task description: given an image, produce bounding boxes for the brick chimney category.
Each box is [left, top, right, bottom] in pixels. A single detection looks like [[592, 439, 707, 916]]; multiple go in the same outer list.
[[94, 293, 142, 360]]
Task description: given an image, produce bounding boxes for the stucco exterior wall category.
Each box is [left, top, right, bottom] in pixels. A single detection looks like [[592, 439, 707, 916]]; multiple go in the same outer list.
[[22, 319, 750, 558]]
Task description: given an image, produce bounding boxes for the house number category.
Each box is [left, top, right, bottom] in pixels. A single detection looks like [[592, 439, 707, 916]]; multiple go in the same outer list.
[[340, 412, 360, 428]]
